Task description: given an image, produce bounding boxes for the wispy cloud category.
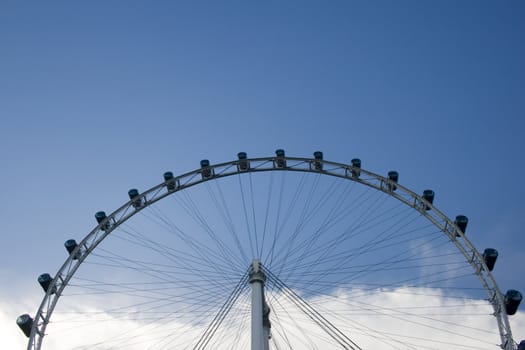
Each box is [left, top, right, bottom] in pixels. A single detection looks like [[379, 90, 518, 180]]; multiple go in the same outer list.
[[6, 286, 524, 349]]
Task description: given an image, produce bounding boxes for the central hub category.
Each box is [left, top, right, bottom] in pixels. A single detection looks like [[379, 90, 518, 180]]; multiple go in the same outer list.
[[249, 260, 270, 350]]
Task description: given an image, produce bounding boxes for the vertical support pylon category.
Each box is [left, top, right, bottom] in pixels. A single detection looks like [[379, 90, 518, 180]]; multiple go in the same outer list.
[[262, 300, 271, 350], [250, 260, 270, 350]]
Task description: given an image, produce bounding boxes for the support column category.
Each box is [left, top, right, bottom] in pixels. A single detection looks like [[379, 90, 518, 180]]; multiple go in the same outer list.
[[263, 301, 271, 350], [249, 260, 270, 350]]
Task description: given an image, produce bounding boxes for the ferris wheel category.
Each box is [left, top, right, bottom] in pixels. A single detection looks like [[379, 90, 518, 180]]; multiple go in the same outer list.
[[17, 150, 523, 350]]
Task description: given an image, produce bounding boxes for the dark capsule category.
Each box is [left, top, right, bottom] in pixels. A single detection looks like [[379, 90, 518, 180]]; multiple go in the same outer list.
[[128, 188, 139, 199], [38, 273, 55, 294], [163, 172, 176, 191], [422, 190, 435, 210], [504, 289, 522, 315], [16, 314, 33, 338], [95, 211, 107, 223], [237, 152, 249, 171], [482, 248, 498, 271], [387, 171, 399, 191], [313, 151, 323, 171], [351, 158, 361, 178], [64, 239, 78, 254], [95, 211, 110, 231], [275, 149, 286, 168], [128, 189, 142, 208], [200, 159, 213, 179], [454, 215, 468, 236], [64, 239, 80, 259]]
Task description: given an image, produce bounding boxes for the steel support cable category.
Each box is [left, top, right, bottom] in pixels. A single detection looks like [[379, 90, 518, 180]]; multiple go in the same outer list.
[[159, 291, 249, 350], [173, 190, 245, 271], [265, 244, 480, 322], [192, 279, 248, 350], [142, 204, 225, 265], [192, 286, 247, 350], [75, 261, 242, 290], [64, 302, 192, 349], [271, 172, 316, 275], [225, 292, 250, 349], [344, 295, 497, 346], [265, 284, 323, 349], [275, 192, 412, 286], [308, 233, 450, 294], [274, 227, 442, 277], [282, 175, 356, 282], [208, 180, 250, 264], [137, 206, 243, 274], [269, 276, 359, 350], [267, 171, 286, 266], [248, 172, 261, 257], [259, 169, 275, 261], [275, 231, 445, 301], [268, 172, 309, 268], [371, 331, 497, 350], [195, 288, 250, 350], [374, 294, 496, 335], [315, 291, 497, 339], [265, 276, 419, 350], [330, 210, 424, 273], [82, 246, 240, 304], [60, 274, 241, 350], [267, 292, 329, 350], [309, 310, 423, 350], [87, 247, 216, 286], [287, 212, 437, 272], [64, 253, 241, 310], [192, 270, 249, 350], [263, 266, 362, 350], [162, 189, 244, 272], [84, 293, 234, 348], [238, 172, 257, 259], [107, 224, 226, 273], [278, 260, 466, 281], [264, 295, 297, 350]]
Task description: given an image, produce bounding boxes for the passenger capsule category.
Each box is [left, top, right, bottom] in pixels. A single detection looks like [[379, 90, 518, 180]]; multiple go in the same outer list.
[[16, 314, 33, 337], [237, 152, 249, 171], [454, 215, 468, 236], [313, 151, 323, 171], [351, 158, 361, 177], [95, 211, 110, 231], [163, 172, 176, 191], [38, 273, 55, 294], [275, 149, 286, 168], [128, 188, 139, 199], [422, 190, 435, 210], [95, 211, 107, 223], [482, 248, 498, 271], [200, 159, 213, 179], [64, 239, 80, 259], [128, 189, 142, 208], [504, 289, 522, 315], [387, 171, 399, 191]]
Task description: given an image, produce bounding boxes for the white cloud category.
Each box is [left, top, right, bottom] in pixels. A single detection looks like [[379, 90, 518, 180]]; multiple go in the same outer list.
[[5, 286, 524, 349], [2, 302, 37, 349]]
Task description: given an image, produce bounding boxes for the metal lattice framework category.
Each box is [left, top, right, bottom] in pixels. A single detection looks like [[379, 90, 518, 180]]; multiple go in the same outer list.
[[25, 154, 517, 349]]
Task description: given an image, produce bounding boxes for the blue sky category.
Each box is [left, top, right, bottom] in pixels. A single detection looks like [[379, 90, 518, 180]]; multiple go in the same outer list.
[[1, 1, 524, 348]]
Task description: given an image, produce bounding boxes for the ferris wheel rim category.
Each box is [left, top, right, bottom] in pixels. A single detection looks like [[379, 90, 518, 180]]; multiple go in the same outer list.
[[25, 153, 516, 350]]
